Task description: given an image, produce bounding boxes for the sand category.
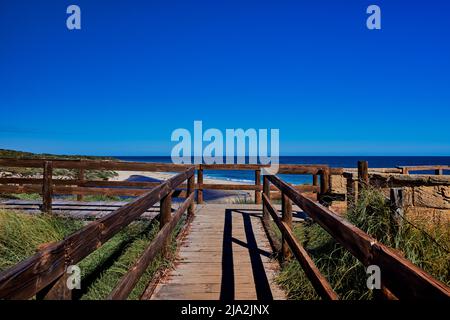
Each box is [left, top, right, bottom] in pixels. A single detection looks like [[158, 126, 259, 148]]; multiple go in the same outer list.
[[111, 171, 254, 203]]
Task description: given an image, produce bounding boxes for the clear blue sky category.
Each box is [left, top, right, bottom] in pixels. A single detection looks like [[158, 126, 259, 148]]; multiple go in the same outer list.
[[1, 0, 449, 156]]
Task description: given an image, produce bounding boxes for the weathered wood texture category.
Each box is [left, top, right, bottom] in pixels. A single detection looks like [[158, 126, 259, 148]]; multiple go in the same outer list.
[[262, 176, 270, 222], [397, 165, 449, 173], [0, 158, 343, 176], [255, 169, 262, 204], [0, 167, 195, 299], [36, 272, 72, 300], [0, 200, 159, 220], [197, 166, 204, 204], [0, 179, 317, 192], [281, 193, 292, 262], [187, 175, 195, 216], [150, 204, 286, 300], [42, 161, 53, 214], [266, 174, 450, 300], [0, 158, 192, 172], [77, 168, 85, 201], [0, 159, 341, 204], [358, 160, 369, 190]]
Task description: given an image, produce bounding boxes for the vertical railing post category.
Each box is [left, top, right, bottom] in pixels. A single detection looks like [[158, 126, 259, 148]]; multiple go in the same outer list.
[[312, 174, 318, 187], [42, 161, 53, 214], [36, 272, 72, 300], [77, 168, 85, 201], [319, 168, 330, 205], [197, 165, 204, 204], [390, 188, 404, 228], [281, 192, 292, 262], [358, 160, 369, 192], [345, 173, 358, 208], [262, 176, 270, 221], [160, 191, 173, 254], [255, 169, 261, 204], [187, 174, 195, 216]]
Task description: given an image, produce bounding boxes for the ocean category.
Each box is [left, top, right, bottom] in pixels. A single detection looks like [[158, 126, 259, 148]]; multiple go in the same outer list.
[[115, 156, 450, 185]]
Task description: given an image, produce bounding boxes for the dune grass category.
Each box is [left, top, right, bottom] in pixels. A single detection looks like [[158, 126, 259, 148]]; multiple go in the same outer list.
[[0, 209, 182, 300], [276, 187, 450, 300], [78, 219, 182, 300], [0, 210, 83, 272]]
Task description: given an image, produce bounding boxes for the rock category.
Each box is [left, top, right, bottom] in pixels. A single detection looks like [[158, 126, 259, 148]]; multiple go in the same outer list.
[[413, 186, 450, 209], [330, 175, 347, 194]]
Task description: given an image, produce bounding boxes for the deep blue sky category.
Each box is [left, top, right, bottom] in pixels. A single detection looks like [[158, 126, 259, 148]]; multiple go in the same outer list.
[[1, 0, 449, 156]]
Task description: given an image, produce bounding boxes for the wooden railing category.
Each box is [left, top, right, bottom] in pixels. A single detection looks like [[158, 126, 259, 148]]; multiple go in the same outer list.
[[0, 158, 342, 207], [262, 174, 450, 300], [0, 167, 196, 300], [397, 165, 450, 175], [197, 163, 340, 204], [343, 161, 450, 206]]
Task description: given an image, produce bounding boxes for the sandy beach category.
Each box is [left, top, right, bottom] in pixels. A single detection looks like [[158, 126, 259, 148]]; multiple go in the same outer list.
[[111, 171, 254, 203]]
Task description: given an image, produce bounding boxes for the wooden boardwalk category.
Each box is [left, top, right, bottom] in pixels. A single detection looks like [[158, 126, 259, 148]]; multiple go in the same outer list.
[[1, 200, 290, 300], [151, 204, 286, 300]]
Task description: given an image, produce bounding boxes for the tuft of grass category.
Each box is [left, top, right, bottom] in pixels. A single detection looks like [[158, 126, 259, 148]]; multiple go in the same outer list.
[[0, 210, 83, 272], [6, 193, 43, 201], [232, 196, 255, 204], [276, 186, 450, 300], [75, 194, 125, 202]]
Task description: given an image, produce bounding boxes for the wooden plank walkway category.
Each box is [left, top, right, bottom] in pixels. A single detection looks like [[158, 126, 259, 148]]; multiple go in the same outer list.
[[151, 204, 287, 300], [1, 200, 293, 300]]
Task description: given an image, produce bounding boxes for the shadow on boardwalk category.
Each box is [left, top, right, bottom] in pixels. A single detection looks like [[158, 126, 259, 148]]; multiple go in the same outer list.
[[151, 204, 286, 300]]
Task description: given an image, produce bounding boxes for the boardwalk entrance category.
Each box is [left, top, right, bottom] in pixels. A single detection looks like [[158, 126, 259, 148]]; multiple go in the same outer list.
[[1, 159, 449, 300], [151, 204, 286, 300]]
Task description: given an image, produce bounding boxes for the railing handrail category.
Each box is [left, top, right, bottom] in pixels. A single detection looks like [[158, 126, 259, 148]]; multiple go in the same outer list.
[[0, 167, 195, 300], [0, 159, 336, 205], [0, 157, 334, 172], [397, 165, 450, 171], [0, 158, 192, 172], [263, 174, 450, 300]]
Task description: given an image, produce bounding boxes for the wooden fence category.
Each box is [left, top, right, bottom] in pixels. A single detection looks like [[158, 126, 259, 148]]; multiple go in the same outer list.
[[0, 158, 342, 208], [262, 173, 450, 300], [0, 167, 195, 299], [397, 165, 450, 175], [343, 161, 450, 207]]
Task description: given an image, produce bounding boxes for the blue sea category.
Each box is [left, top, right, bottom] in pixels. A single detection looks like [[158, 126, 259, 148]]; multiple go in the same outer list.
[[115, 156, 450, 185]]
